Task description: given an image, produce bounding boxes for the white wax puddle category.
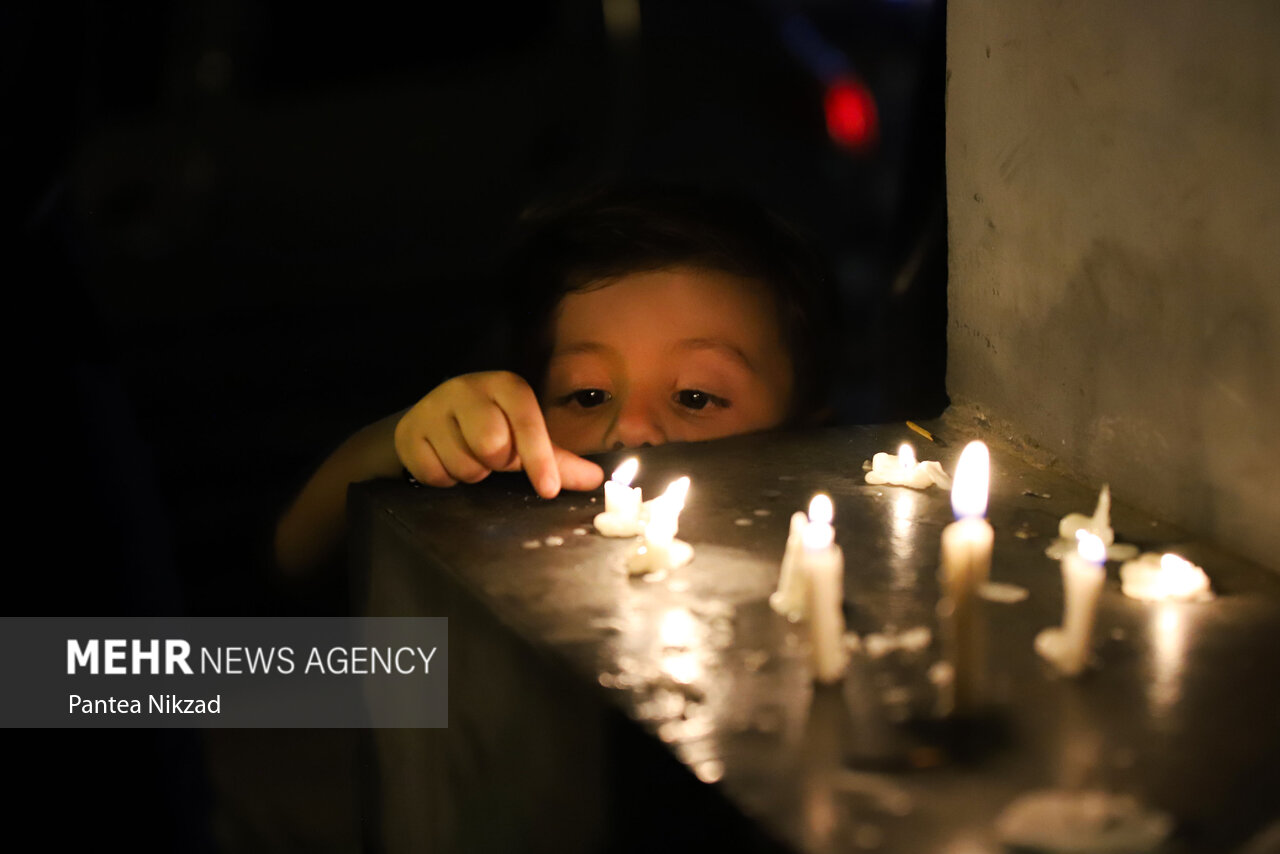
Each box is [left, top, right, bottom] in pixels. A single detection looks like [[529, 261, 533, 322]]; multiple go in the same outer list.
[[753, 508, 772, 517], [521, 540, 541, 549], [995, 789, 1173, 853], [734, 518, 754, 526], [864, 451, 953, 490], [544, 535, 565, 547], [1119, 552, 1214, 603]]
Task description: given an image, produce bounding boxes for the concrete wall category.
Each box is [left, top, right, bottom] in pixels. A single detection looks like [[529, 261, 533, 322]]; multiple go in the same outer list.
[[945, 2, 1280, 571]]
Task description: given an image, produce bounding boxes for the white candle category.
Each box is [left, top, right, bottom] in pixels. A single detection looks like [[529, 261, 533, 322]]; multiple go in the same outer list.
[[803, 504, 847, 684], [1036, 531, 1107, 676], [628, 477, 693, 574], [594, 457, 643, 537], [938, 441, 994, 712], [771, 494, 831, 621], [769, 509, 813, 621], [1120, 552, 1213, 603]]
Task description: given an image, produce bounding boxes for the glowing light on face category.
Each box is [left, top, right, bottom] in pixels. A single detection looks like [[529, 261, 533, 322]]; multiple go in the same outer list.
[[950, 441, 990, 519], [612, 457, 639, 487]]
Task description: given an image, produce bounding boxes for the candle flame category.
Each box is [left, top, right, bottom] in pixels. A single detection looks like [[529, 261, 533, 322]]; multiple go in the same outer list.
[[950, 441, 990, 519], [898, 443, 916, 471], [1158, 553, 1206, 598], [612, 457, 639, 487], [808, 493, 834, 526], [1076, 530, 1106, 564], [803, 520, 835, 551], [662, 476, 691, 510]]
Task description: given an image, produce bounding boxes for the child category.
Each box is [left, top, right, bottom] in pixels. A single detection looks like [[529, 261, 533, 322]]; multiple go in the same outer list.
[[275, 184, 836, 574]]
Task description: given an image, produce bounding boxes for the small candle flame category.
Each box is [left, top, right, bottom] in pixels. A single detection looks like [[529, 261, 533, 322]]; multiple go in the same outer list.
[[803, 520, 835, 551], [898, 443, 916, 471], [1158, 553, 1206, 599], [950, 441, 990, 519], [612, 457, 639, 487], [808, 493, 834, 526], [1076, 530, 1106, 564], [662, 476, 691, 510]]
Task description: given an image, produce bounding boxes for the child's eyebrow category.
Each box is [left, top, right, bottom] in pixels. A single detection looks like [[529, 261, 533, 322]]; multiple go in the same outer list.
[[551, 338, 758, 374], [674, 338, 758, 373], [550, 341, 616, 359]]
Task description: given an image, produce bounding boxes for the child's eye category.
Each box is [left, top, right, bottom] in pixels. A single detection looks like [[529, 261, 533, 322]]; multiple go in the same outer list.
[[570, 389, 613, 408], [674, 389, 729, 411]]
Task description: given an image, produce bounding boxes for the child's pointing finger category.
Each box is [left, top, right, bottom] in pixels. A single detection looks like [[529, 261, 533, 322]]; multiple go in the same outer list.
[[553, 447, 604, 492], [487, 374, 562, 499]]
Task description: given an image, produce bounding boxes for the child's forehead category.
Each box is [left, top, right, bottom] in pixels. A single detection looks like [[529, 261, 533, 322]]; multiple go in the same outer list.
[[555, 266, 779, 332]]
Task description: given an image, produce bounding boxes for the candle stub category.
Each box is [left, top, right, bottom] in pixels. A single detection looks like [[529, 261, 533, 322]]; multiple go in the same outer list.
[[1036, 532, 1107, 676], [864, 443, 953, 489], [1045, 485, 1139, 561], [627, 477, 693, 575], [771, 495, 832, 622], [1119, 552, 1213, 602], [594, 458, 644, 537], [769, 510, 812, 622]]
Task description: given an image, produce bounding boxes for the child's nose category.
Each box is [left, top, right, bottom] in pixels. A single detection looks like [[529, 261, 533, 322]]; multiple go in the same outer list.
[[608, 395, 667, 449]]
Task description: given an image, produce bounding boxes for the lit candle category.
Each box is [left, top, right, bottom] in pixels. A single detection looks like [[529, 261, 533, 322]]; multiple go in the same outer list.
[[803, 497, 847, 684], [938, 440, 994, 712], [594, 457, 643, 537], [770, 495, 830, 622], [1036, 531, 1107, 676], [865, 442, 953, 489], [628, 477, 694, 574], [1120, 552, 1213, 603]]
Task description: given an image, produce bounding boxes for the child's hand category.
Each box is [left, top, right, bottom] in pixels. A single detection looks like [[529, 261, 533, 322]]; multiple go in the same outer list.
[[395, 371, 604, 498]]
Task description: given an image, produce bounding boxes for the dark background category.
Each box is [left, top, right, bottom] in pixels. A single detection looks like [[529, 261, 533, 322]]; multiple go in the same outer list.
[[13, 1, 946, 849]]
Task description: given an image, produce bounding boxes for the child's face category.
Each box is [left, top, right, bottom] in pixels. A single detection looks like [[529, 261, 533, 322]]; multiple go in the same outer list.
[[542, 266, 795, 455]]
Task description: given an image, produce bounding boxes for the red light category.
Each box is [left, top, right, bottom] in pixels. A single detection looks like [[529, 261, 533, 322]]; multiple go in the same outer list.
[[824, 76, 878, 152]]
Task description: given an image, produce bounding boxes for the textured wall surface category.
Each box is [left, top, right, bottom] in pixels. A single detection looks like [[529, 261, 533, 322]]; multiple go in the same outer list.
[[946, 2, 1280, 571]]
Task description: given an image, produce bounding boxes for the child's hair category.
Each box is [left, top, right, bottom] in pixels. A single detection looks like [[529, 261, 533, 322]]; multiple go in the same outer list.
[[500, 182, 837, 424]]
